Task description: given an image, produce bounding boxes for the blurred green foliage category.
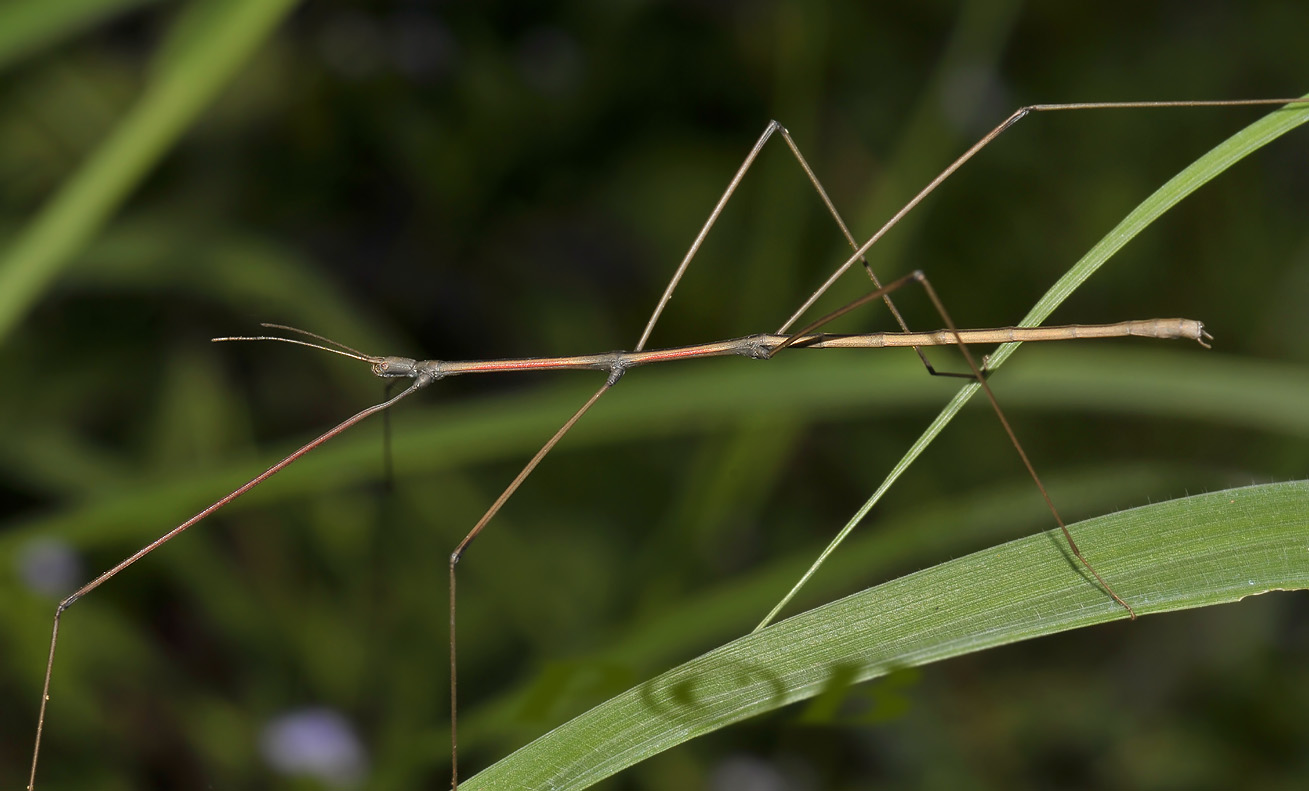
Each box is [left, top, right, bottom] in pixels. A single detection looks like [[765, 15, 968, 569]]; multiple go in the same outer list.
[[0, 1, 1307, 789]]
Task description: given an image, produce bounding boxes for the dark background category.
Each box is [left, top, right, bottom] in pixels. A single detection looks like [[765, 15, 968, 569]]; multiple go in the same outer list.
[[1, 1, 1307, 789]]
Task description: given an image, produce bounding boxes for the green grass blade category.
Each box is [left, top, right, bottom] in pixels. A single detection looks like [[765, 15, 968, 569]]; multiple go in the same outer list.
[[0, 0, 157, 71], [0, 0, 299, 341], [757, 93, 1309, 629], [464, 480, 1309, 790]]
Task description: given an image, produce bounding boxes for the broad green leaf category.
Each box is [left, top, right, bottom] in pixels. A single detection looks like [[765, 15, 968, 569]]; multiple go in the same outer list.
[[465, 481, 1309, 790]]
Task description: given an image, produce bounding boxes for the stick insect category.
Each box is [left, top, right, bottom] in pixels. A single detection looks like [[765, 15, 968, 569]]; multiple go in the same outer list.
[[21, 96, 1309, 790]]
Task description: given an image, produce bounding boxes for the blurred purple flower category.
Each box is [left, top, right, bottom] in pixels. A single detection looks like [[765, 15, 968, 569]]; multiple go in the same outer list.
[[260, 707, 367, 787], [710, 754, 815, 791], [16, 538, 82, 597], [710, 755, 787, 791]]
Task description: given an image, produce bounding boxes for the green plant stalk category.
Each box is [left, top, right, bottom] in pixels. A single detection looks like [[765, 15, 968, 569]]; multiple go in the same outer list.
[[464, 481, 1309, 790], [0, 0, 300, 341]]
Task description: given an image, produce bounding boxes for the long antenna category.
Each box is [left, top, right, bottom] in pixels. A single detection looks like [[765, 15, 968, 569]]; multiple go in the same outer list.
[[212, 323, 383, 364]]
